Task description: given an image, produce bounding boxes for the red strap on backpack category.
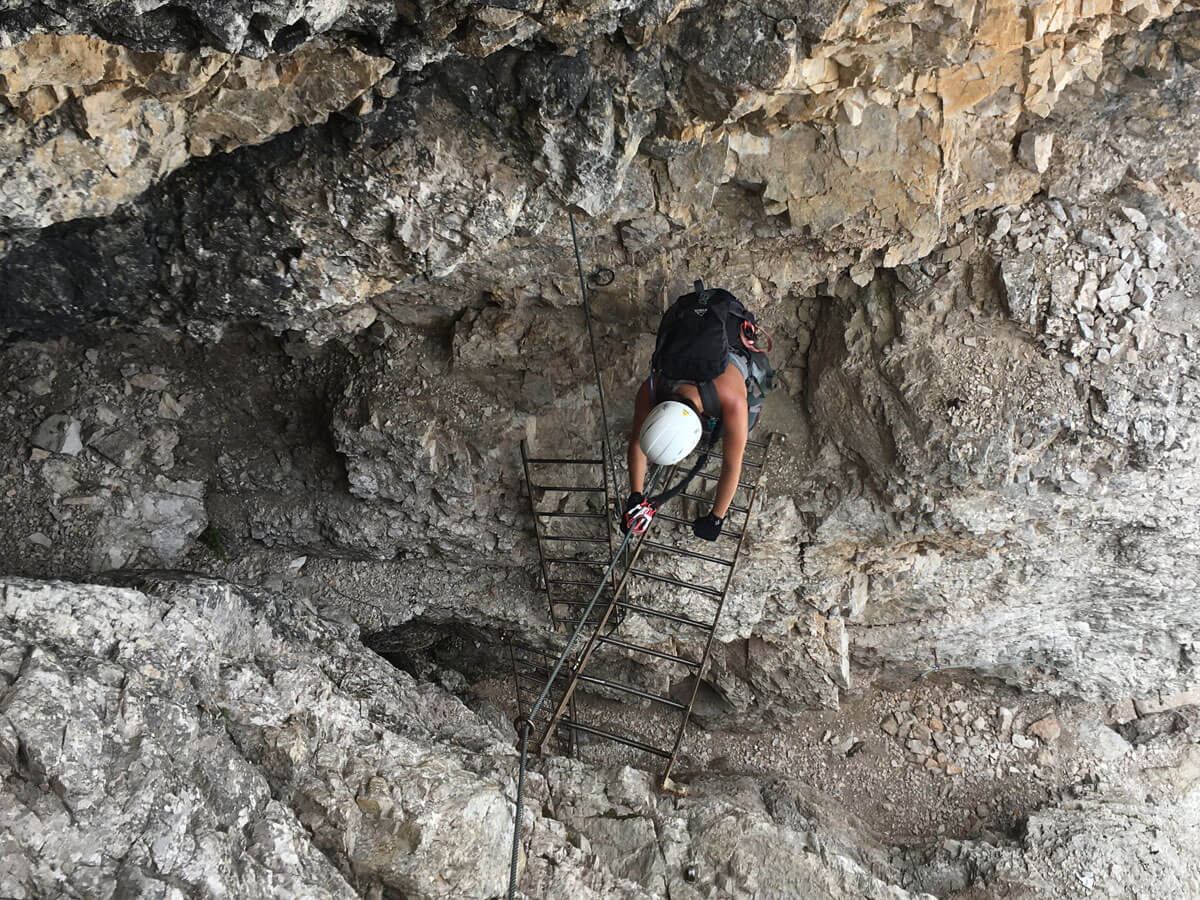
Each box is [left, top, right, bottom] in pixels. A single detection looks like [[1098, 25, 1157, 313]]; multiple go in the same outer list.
[[741, 320, 773, 354]]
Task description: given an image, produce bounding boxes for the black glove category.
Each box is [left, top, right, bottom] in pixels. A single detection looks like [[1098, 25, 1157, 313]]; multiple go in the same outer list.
[[621, 492, 645, 534], [693, 512, 724, 541]]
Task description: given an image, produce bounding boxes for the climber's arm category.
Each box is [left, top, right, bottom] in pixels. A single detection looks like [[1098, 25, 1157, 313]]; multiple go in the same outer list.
[[627, 377, 652, 494], [712, 394, 747, 518]]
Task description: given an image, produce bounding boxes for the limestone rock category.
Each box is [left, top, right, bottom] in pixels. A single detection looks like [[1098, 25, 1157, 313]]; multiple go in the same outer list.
[[0, 35, 393, 239], [1028, 715, 1062, 744], [1018, 132, 1055, 174], [31, 415, 82, 456], [0, 576, 518, 900]]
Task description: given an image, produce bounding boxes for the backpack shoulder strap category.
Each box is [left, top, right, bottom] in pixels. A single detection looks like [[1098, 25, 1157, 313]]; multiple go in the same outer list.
[[697, 380, 721, 420]]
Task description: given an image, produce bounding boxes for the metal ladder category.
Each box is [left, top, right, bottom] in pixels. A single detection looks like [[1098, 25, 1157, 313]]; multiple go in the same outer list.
[[512, 433, 774, 793], [519, 443, 617, 631]]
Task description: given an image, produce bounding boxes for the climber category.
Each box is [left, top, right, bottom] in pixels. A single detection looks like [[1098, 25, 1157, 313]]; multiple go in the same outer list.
[[622, 282, 773, 541]]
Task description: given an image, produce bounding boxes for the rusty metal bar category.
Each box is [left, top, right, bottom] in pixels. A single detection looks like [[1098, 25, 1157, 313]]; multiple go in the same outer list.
[[639, 540, 734, 567], [594, 634, 701, 669], [652, 511, 744, 540], [706, 451, 763, 468], [525, 457, 604, 465], [554, 598, 713, 631], [625, 568, 723, 597], [557, 719, 671, 758], [519, 665, 686, 710], [689, 470, 757, 490], [678, 491, 749, 514]]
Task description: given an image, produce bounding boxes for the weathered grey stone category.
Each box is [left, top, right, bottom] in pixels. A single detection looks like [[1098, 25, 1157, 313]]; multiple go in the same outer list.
[[1018, 131, 1054, 174], [31, 415, 82, 456], [0, 576, 519, 900]]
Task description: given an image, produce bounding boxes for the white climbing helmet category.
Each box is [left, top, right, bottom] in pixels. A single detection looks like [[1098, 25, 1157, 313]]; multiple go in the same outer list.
[[639, 400, 702, 466]]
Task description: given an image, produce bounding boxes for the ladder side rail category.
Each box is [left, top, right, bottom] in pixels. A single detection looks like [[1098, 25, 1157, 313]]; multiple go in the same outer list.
[[506, 636, 526, 723], [660, 433, 775, 788], [522, 441, 561, 628], [602, 441, 617, 590]]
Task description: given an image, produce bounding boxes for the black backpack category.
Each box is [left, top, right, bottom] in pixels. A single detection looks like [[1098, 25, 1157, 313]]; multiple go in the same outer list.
[[652, 283, 744, 383], [652, 281, 775, 429]]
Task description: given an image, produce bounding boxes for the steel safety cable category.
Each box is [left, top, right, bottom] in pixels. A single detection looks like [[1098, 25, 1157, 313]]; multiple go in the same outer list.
[[568, 211, 618, 520]]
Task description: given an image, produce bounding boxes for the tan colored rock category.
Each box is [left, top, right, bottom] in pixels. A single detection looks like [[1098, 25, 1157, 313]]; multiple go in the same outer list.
[[1134, 686, 1200, 716], [0, 34, 392, 235], [1029, 715, 1062, 744]]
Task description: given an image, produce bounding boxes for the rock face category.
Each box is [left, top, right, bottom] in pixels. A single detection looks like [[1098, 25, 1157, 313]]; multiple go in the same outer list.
[[0, 34, 392, 239], [2, 0, 1195, 337], [4, 575, 1198, 899], [3, 0, 1200, 896], [0, 576, 519, 899]]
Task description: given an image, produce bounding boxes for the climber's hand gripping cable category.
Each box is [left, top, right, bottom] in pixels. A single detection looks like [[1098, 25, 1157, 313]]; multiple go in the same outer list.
[[621, 492, 659, 535]]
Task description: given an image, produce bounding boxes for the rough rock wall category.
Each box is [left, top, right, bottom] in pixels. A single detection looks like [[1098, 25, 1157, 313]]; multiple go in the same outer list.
[[5, 576, 1198, 899], [2, 0, 1200, 719], [4, 0, 1197, 336], [0, 577, 517, 898]]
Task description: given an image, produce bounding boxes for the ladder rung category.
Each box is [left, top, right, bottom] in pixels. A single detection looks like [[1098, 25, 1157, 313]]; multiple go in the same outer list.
[[690, 470, 757, 491], [619, 600, 714, 630], [576, 673, 686, 709], [640, 540, 734, 567], [531, 485, 606, 493], [678, 492, 749, 514], [628, 568, 723, 597], [520, 666, 685, 710], [506, 639, 560, 659], [556, 599, 713, 631], [746, 436, 769, 448], [520, 684, 576, 706], [653, 512, 744, 540], [557, 719, 672, 758], [543, 557, 610, 567], [547, 578, 606, 588], [535, 511, 607, 519], [707, 451, 762, 468], [595, 635, 701, 668], [540, 535, 609, 544], [526, 457, 604, 465], [518, 672, 564, 688]]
